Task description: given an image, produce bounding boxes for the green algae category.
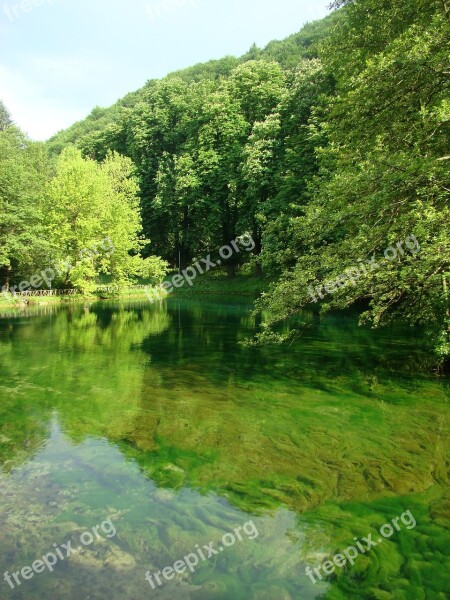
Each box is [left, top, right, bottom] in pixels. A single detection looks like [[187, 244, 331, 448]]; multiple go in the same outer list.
[[0, 297, 448, 599]]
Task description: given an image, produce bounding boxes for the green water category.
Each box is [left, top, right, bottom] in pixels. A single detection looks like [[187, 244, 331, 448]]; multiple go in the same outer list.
[[0, 297, 448, 600]]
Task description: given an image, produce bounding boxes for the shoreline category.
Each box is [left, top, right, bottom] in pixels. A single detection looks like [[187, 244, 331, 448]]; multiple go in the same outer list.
[[0, 277, 272, 316]]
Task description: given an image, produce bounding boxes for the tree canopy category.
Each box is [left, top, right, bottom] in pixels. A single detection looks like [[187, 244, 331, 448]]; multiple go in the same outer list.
[[0, 126, 168, 295]]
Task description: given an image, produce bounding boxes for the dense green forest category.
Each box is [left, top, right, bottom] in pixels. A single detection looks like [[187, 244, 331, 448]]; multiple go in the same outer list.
[[1, 0, 449, 365]]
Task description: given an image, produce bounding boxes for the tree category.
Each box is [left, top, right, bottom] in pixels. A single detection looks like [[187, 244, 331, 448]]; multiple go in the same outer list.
[[0, 101, 13, 131], [242, 112, 282, 275], [228, 60, 285, 125], [253, 0, 450, 365], [44, 148, 168, 292], [126, 78, 193, 266], [259, 59, 332, 274], [187, 82, 250, 276], [0, 127, 51, 290]]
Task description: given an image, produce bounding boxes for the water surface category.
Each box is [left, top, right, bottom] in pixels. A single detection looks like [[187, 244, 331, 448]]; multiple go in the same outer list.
[[0, 298, 448, 599]]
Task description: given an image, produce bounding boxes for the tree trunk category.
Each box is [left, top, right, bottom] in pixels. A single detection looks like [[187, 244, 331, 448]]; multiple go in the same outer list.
[[227, 263, 236, 278], [252, 223, 263, 277]]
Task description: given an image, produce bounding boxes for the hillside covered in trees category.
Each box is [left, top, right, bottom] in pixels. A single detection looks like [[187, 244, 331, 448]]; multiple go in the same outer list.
[[1, 0, 449, 366]]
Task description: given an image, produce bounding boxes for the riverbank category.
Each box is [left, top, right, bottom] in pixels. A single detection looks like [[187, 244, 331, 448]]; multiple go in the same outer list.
[[0, 288, 153, 314], [166, 273, 273, 296], [0, 276, 272, 315]]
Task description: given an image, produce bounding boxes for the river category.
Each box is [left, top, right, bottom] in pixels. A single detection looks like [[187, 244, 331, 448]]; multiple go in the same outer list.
[[0, 297, 448, 599]]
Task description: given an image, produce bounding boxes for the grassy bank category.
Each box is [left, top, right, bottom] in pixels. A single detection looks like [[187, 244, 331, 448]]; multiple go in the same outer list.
[[0, 289, 154, 313]]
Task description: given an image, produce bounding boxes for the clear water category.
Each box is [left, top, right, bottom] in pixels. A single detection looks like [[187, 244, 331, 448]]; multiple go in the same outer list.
[[0, 297, 448, 599]]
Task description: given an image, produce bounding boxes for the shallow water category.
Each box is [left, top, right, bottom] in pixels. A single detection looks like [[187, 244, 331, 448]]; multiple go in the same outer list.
[[0, 297, 448, 599]]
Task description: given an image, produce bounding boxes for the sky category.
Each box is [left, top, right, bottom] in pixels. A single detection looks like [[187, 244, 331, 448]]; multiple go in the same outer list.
[[0, 0, 330, 141]]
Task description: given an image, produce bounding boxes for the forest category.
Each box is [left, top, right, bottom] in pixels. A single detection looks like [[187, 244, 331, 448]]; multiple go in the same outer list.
[[1, 0, 449, 364]]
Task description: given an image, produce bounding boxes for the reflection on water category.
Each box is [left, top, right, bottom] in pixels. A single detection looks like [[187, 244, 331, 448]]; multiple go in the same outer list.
[[0, 298, 448, 599]]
